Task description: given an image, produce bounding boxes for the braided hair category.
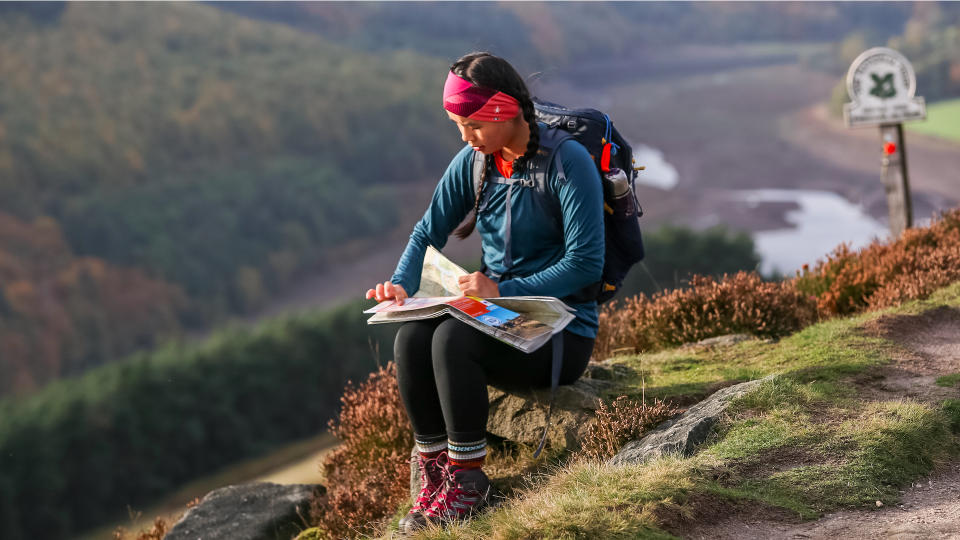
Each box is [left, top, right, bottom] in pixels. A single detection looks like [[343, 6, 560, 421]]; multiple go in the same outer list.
[[452, 52, 540, 240]]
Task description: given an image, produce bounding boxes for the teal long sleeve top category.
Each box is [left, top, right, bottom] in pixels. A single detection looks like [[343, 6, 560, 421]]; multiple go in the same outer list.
[[391, 130, 605, 338]]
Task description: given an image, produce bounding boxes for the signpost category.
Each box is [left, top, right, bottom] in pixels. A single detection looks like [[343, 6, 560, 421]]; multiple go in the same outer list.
[[843, 47, 926, 237]]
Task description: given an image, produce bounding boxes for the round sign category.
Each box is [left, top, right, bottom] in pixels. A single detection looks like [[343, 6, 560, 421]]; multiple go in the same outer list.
[[847, 47, 917, 104], [843, 47, 925, 127]]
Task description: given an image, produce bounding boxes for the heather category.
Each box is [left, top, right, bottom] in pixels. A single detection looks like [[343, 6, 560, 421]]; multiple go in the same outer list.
[[309, 363, 413, 538], [598, 208, 960, 358]]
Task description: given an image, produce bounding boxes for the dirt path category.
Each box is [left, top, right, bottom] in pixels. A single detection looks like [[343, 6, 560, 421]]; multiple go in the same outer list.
[[685, 306, 960, 540]]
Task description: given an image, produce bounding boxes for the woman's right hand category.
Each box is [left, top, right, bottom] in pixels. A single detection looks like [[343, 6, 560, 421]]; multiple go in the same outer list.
[[365, 281, 408, 305]]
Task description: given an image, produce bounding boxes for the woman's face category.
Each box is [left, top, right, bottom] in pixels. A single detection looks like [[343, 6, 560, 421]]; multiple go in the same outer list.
[[446, 111, 524, 156]]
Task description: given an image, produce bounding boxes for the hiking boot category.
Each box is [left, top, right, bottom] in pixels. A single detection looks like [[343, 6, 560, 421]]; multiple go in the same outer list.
[[398, 451, 447, 533], [423, 465, 499, 525]]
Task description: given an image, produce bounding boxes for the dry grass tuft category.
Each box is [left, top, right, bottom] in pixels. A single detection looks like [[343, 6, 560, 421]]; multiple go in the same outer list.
[[578, 395, 678, 462], [111, 517, 169, 540]]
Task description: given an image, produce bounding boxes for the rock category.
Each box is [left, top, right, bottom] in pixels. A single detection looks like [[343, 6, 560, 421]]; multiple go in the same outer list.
[[681, 333, 755, 350], [609, 376, 774, 466], [486, 377, 608, 450], [583, 361, 635, 381], [166, 482, 321, 540]]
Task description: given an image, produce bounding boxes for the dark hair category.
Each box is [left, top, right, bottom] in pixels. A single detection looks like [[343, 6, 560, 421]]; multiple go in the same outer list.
[[451, 52, 540, 240]]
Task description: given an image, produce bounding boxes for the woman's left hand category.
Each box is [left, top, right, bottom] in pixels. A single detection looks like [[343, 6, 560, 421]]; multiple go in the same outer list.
[[458, 271, 500, 298]]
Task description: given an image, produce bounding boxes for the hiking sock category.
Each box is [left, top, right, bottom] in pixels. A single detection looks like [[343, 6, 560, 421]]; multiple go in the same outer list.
[[448, 438, 487, 469], [415, 433, 448, 458]]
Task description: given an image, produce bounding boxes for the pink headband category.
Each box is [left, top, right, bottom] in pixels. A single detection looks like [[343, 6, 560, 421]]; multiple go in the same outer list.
[[442, 71, 520, 122]]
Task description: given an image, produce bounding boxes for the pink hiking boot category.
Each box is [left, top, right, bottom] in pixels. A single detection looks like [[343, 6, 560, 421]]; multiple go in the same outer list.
[[423, 465, 499, 525], [398, 451, 447, 533]]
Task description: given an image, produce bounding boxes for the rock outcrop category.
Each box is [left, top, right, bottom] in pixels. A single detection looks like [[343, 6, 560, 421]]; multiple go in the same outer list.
[[485, 377, 609, 449], [609, 376, 774, 466], [166, 482, 320, 540]]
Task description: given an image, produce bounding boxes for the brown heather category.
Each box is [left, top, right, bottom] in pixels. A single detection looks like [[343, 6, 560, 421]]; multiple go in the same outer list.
[[596, 272, 818, 358], [308, 363, 413, 538], [578, 395, 678, 462], [597, 209, 960, 359], [795, 208, 960, 316]]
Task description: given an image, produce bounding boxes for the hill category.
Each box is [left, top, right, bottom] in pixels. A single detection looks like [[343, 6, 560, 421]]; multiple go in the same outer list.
[[0, 2, 454, 393]]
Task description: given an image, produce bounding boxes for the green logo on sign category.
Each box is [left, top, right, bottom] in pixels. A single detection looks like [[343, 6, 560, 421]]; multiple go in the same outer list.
[[869, 72, 896, 99]]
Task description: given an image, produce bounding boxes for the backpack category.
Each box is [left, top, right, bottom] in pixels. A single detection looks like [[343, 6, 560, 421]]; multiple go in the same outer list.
[[473, 98, 645, 304]]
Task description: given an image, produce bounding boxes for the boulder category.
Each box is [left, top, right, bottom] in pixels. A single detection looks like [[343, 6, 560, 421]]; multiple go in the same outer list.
[[486, 377, 609, 449], [609, 376, 774, 466], [166, 482, 320, 540]]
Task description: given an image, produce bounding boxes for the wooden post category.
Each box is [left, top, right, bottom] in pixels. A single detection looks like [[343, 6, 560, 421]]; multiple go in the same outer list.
[[878, 123, 913, 237]]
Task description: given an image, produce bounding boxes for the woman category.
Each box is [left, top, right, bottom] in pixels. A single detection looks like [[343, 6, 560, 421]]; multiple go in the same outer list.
[[365, 52, 604, 532]]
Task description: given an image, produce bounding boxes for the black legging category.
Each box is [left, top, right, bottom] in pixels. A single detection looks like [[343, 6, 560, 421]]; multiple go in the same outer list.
[[394, 316, 595, 444]]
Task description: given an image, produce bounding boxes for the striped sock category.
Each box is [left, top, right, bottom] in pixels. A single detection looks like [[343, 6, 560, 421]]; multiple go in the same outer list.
[[448, 438, 487, 469], [415, 433, 448, 458]]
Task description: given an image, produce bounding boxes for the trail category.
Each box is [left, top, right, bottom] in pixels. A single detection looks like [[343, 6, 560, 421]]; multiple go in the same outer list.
[[684, 306, 960, 540]]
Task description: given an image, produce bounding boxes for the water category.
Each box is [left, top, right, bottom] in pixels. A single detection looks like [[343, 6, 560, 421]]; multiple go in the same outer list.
[[633, 144, 679, 190], [737, 189, 890, 276]]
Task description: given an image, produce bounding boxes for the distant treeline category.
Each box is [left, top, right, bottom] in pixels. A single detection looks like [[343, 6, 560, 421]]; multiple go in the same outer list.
[[220, 2, 913, 72], [0, 300, 393, 540], [617, 225, 761, 299]]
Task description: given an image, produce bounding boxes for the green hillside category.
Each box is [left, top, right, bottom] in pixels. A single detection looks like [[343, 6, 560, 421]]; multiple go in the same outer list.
[[0, 2, 454, 314], [0, 2, 457, 392], [908, 97, 960, 142]]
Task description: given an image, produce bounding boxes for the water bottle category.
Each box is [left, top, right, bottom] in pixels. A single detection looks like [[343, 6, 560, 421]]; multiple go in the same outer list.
[[603, 168, 638, 218]]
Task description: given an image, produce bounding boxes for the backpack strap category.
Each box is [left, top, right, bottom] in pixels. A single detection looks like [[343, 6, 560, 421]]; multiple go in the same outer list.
[[471, 126, 572, 279]]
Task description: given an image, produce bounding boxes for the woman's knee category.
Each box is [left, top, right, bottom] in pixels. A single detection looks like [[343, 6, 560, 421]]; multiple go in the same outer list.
[[394, 320, 438, 369], [430, 318, 474, 369]]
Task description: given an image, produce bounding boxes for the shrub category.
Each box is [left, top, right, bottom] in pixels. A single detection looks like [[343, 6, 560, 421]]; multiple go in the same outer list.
[[596, 272, 818, 358], [795, 208, 960, 316], [577, 395, 677, 462], [309, 363, 413, 538]]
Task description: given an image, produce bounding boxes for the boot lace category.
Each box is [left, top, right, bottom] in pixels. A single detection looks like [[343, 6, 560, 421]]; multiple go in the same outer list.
[[425, 465, 486, 520], [410, 451, 446, 513]]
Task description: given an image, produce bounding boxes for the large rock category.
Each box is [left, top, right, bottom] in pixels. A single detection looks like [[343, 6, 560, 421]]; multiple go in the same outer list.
[[486, 377, 609, 449], [166, 482, 320, 540], [609, 376, 774, 466]]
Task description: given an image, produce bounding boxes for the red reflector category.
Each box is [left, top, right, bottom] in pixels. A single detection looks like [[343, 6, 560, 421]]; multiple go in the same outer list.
[[883, 142, 897, 155]]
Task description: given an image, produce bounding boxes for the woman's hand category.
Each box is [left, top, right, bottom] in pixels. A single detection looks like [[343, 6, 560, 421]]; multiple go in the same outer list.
[[457, 271, 500, 298], [365, 281, 408, 305]]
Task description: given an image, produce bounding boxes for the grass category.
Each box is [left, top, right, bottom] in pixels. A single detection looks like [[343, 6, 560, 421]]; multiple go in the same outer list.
[[389, 281, 960, 539], [936, 373, 960, 388], [907, 97, 960, 143]]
